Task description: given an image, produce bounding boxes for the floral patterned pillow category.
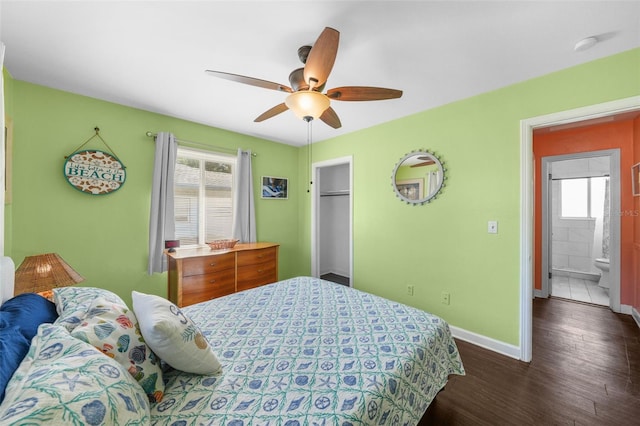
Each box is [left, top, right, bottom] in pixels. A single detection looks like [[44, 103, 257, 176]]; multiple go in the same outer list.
[[70, 296, 164, 403], [0, 324, 150, 425], [53, 286, 126, 331], [132, 291, 222, 375]]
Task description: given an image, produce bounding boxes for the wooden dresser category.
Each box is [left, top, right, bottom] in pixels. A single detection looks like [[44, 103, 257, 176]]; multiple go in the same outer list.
[[166, 242, 279, 307]]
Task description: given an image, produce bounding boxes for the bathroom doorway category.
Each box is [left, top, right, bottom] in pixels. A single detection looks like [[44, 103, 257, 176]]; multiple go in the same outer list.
[[540, 151, 620, 310], [519, 96, 639, 363]]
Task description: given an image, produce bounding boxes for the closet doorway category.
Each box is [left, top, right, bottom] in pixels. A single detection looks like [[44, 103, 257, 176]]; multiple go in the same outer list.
[[311, 156, 353, 286]]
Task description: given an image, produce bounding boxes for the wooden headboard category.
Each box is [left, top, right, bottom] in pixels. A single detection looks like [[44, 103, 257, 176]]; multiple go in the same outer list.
[[0, 256, 15, 304]]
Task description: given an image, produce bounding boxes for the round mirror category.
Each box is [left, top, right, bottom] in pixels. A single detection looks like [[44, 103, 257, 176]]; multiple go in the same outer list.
[[392, 151, 445, 205]]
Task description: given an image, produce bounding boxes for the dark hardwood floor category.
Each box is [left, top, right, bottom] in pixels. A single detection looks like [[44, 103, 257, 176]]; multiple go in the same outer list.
[[320, 272, 350, 286], [420, 297, 640, 425]]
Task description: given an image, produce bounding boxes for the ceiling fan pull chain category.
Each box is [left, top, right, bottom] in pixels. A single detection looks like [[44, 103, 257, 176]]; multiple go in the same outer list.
[[305, 117, 314, 193], [309, 119, 313, 187]]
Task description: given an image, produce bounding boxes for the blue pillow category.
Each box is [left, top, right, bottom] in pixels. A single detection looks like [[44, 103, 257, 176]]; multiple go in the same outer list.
[[0, 293, 59, 403], [0, 293, 58, 338], [0, 326, 30, 402]]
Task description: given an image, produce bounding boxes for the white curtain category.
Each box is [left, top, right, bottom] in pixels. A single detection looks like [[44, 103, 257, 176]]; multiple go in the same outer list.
[[427, 171, 439, 195], [147, 132, 177, 274], [232, 148, 256, 243]]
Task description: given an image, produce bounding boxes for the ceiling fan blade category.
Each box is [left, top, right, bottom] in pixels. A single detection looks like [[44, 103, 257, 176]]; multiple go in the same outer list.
[[303, 27, 339, 89], [205, 70, 292, 93], [254, 103, 289, 122], [326, 86, 403, 101], [319, 107, 342, 129], [410, 161, 436, 168]]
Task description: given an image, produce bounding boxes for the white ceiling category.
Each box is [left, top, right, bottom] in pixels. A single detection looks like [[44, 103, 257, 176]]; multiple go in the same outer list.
[[2, 1, 639, 146]]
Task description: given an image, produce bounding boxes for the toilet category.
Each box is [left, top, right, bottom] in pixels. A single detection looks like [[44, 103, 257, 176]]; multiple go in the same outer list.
[[594, 258, 610, 289]]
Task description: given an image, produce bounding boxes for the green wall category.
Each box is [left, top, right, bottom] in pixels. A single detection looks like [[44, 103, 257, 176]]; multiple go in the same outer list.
[[4, 78, 303, 305], [301, 48, 640, 346], [5, 47, 639, 348]]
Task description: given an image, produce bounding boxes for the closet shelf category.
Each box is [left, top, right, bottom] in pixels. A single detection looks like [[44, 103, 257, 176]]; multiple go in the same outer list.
[[320, 190, 350, 197]]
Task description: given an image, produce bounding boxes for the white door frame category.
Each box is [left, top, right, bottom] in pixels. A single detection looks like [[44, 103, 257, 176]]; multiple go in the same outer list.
[[519, 95, 640, 362], [311, 156, 353, 283], [540, 150, 621, 314]]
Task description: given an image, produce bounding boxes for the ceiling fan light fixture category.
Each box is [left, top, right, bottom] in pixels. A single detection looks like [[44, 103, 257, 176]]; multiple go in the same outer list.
[[285, 91, 330, 120]]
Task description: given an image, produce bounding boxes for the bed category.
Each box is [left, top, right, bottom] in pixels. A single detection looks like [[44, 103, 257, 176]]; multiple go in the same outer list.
[[0, 259, 464, 425]]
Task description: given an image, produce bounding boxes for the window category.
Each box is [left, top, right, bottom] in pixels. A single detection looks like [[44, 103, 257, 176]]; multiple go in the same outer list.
[[560, 177, 607, 218], [174, 148, 235, 246]]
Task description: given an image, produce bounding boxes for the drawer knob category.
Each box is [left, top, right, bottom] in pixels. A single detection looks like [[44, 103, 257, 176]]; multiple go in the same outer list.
[[210, 263, 216, 267], [209, 279, 216, 283]]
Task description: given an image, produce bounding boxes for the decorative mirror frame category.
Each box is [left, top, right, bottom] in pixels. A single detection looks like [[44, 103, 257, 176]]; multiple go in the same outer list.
[[391, 150, 446, 205]]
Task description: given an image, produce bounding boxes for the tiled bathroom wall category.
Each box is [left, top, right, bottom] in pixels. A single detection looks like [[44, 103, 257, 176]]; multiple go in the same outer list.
[[551, 202, 597, 275]]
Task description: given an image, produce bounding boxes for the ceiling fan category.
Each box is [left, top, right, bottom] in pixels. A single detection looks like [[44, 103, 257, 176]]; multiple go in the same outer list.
[[410, 156, 436, 167], [205, 27, 402, 129]]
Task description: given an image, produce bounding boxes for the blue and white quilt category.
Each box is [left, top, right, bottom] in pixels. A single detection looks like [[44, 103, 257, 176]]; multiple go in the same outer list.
[[150, 276, 464, 425]]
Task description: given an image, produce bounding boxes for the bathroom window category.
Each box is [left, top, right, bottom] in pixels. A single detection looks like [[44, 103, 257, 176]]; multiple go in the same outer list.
[[560, 177, 607, 218]]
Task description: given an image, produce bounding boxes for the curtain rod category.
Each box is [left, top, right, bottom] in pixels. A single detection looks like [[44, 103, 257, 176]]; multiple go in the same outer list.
[[145, 131, 257, 157]]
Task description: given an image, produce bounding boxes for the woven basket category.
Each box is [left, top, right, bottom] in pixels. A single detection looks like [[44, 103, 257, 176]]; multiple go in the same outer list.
[[206, 239, 239, 250]]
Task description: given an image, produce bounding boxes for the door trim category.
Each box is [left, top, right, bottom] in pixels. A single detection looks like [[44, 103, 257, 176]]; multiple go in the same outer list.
[[311, 156, 353, 284], [520, 95, 640, 362], [540, 157, 552, 298]]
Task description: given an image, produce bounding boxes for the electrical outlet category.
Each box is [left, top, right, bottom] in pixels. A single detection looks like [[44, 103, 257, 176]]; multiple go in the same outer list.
[[407, 285, 414, 296], [441, 291, 450, 305]]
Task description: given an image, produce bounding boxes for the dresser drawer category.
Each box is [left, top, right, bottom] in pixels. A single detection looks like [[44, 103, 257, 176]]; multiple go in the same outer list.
[[236, 261, 277, 292], [237, 246, 277, 267], [181, 252, 235, 276], [181, 268, 235, 306], [167, 242, 279, 306]]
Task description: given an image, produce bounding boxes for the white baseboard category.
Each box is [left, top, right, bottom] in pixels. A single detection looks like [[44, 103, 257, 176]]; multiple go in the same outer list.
[[632, 307, 640, 328], [449, 325, 521, 360]]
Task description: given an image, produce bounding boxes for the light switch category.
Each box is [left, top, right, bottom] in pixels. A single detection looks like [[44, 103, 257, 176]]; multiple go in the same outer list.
[[488, 220, 498, 234]]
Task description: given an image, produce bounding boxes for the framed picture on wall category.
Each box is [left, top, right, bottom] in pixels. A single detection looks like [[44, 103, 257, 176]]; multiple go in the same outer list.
[[261, 176, 288, 199], [633, 162, 640, 197], [395, 179, 424, 201]]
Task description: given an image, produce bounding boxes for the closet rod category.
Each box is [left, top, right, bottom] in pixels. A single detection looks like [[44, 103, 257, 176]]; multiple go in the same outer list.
[[145, 131, 257, 157]]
